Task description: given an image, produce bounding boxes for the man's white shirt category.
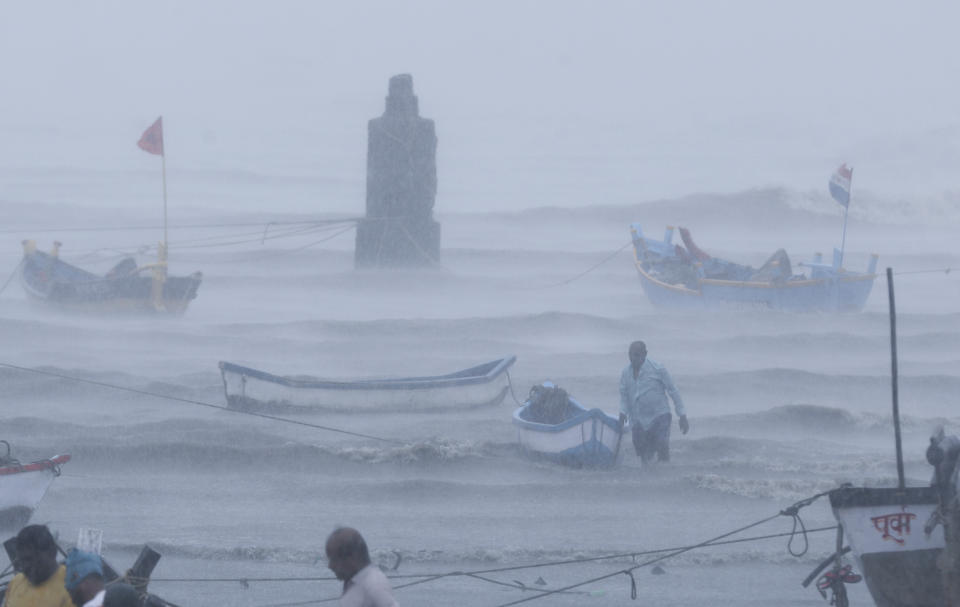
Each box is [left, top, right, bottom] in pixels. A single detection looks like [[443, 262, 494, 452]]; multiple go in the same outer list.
[[341, 564, 399, 607]]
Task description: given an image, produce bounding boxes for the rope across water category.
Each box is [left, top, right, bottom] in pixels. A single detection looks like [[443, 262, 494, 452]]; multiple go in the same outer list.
[[223, 509, 836, 606], [0, 362, 400, 445], [492, 490, 832, 607]]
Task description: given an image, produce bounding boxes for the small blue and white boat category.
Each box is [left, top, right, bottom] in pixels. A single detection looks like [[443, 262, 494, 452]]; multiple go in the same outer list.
[[513, 383, 625, 468], [629, 223, 878, 312], [219, 356, 517, 412]]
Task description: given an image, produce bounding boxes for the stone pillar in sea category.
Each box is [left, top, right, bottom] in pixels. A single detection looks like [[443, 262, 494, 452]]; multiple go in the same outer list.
[[354, 74, 440, 267]]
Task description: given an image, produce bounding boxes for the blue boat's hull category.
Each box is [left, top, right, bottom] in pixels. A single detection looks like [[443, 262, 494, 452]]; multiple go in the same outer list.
[[637, 265, 877, 312]]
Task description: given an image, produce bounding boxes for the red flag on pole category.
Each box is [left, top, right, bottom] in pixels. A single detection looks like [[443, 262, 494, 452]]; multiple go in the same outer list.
[[137, 117, 164, 156]]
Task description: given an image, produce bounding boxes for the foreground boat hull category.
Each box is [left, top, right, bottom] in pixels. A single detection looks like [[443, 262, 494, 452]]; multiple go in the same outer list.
[[0, 455, 71, 529], [513, 401, 624, 468], [219, 357, 517, 412], [831, 486, 944, 607]]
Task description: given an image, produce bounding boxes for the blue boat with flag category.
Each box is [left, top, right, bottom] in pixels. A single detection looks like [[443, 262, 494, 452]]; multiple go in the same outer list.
[[629, 164, 879, 312], [513, 382, 625, 468]]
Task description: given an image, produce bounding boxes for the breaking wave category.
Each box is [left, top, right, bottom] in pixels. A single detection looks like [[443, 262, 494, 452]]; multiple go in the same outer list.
[[42, 430, 513, 469], [322, 438, 508, 464], [508, 187, 960, 227], [686, 474, 844, 501]]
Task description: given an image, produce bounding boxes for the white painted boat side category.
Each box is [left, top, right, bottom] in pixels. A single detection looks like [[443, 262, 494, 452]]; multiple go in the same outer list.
[[516, 417, 620, 456], [834, 503, 944, 555], [222, 367, 511, 411], [0, 467, 60, 513]]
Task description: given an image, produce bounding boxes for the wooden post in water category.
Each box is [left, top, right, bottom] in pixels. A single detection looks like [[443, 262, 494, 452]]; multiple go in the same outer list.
[[887, 267, 905, 490]]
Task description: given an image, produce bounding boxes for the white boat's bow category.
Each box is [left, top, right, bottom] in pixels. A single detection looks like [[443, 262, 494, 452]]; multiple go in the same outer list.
[[0, 447, 71, 529]]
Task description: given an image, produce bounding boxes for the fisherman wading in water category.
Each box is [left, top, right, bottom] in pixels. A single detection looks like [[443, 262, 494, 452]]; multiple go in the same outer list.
[[620, 340, 689, 464]]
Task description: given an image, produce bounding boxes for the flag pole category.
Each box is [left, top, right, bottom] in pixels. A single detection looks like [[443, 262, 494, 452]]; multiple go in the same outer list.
[[151, 117, 168, 312], [138, 116, 168, 311], [162, 149, 168, 253], [838, 168, 852, 268], [886, 267, 905, 490]]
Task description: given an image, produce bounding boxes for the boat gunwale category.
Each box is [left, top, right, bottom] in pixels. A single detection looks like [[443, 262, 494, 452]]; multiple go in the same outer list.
[[829, 485, 939, 509], [0, 454, 71, 477], [219, 356, 517, 391], [512, 399, 623, 434], [21, 250, 202, 287], [633, 261, 702, 295], [699, 273, 878, 288], [632, 249, 876, 292]]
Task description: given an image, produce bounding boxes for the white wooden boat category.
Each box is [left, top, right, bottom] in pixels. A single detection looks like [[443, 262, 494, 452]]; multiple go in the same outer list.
[[0, 443, 71, 528], [219, 356, 517, 412], [513, 383, 625, 468]]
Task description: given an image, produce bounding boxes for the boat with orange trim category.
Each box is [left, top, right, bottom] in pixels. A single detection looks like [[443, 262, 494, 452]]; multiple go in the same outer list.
[[0, 441, 70, 529]]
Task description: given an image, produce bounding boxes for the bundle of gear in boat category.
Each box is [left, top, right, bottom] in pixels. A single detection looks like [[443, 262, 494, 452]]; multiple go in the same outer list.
[[519, 383, 580, 425], [638, 227, 796, 289]]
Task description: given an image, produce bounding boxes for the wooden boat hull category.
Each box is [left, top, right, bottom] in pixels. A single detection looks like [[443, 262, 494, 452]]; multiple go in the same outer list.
[[20, 248, 201, 314], [636, 264, 876, 312], [219, 357, 517, 412], [513, 398, 624, 468], [630, 223, 877, 312], [0, 454, 71, 529], [830, 486, 944, 607]]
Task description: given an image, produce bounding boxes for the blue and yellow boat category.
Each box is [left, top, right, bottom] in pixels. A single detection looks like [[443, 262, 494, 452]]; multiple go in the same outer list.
[[19, 240, 202, 314], [629, 223, 878, 312]]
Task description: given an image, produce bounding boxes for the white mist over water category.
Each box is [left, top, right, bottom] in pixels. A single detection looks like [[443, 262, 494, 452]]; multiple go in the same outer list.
[[1, 197, 958, 605]]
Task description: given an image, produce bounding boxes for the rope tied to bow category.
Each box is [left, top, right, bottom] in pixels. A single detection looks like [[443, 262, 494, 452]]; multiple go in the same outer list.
[[780, 489, 834, 557], [622, 570, 638, 600]]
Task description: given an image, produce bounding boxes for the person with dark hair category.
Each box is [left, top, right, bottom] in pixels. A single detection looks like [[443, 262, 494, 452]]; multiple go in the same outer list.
[[2, 524, 73, 607], [325, 527, 398, 607], [619, 341, 689, 464], [64, 549, 105, 607]]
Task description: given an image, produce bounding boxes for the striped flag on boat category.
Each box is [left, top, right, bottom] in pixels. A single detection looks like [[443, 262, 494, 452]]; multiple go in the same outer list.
[[829, 163, 852, 208]]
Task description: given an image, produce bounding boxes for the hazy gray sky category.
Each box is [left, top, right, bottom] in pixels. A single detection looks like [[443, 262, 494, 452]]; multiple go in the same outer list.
[[1, 1, 957, 212]]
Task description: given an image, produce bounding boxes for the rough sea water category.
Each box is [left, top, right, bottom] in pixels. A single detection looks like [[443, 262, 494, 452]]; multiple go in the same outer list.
[[0, 188, 958, 607]]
